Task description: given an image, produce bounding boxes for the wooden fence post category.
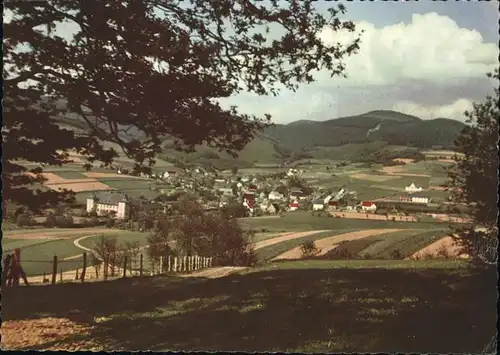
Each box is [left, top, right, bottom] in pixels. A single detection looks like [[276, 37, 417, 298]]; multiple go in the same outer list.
[[187, 256, 191, 271], [173, 257, 178, 272], [59, 268, 63, 283], [2, 254, 12, 288], [52, 255, 58, 285], [75, 268, 79, 280], [159, 256, 163, 274], [139, 254, 143, 276], [183, 256, 187, 272], [167, 256, 171, 272], [123, 256, 128, 278], [81, 252, 87, 283], [13, 248, 28, 286]]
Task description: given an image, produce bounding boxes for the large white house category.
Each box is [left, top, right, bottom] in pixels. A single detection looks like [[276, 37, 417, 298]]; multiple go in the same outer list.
[[405, 183, 423, 193], [86, 192, 131, 219]]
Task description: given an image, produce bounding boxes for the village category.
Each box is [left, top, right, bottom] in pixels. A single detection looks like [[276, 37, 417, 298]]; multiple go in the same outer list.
[[88, 165, 439, 223]]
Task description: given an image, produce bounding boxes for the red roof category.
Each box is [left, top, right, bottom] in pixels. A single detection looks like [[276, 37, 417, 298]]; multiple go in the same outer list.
[[243, 193, 255, 200], [245, 200, 255, 208], [290, 202, 299, 207], [362, 201, 374, 207], [328, 200, 338, 205]]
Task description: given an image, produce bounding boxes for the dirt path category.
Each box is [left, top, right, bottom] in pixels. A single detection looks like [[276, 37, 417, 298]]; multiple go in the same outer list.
[[84, 172, 149, 180], [253, 230, 330, 250], [178, 266, 247, 279], [1, 317, 103, 351], [380, 166, 430, 177], [408, 236, 469, 259], [272, 229, 404, 261]]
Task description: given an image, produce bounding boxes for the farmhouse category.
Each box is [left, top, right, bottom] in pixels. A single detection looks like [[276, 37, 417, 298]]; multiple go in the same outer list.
[[405, 182, 424, 193], [360, 201, 377, 212], [268, 190, 284, 201], [312, 199, 325, 211], [287, 168, 299, 177], [243, 198, 255, 214], [289, 200, 300, 211], [289, 187, 303, 199], [86, 192, 131, 219]]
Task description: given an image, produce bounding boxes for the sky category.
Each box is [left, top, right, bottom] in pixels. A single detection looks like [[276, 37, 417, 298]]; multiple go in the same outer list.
[[219, 0, 499, 124], [5, 0, 499, 124]]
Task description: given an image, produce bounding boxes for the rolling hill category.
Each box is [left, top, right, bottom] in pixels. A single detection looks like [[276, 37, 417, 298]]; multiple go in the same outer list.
[[264, 110, 466, 151], [50, 104, 465, 168]]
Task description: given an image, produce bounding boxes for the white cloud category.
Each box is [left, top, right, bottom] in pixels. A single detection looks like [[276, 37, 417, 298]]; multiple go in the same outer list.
[[318, 12, 498, 86], [393, 98, 473, 121]]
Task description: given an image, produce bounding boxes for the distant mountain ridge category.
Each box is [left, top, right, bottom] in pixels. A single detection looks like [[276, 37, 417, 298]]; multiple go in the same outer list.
[[264, 110, 465, 150]]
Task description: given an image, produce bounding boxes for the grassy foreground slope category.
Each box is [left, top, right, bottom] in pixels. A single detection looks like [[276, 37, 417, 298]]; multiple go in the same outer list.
[[3, 264, 495, 352]]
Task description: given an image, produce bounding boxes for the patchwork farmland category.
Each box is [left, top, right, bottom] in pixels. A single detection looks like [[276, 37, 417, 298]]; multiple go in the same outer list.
[[3, 148, 492, 353]]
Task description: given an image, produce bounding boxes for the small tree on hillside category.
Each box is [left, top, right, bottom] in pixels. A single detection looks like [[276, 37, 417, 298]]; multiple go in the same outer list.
[[300, 240, 318, 257], [149, 196, 256, 266]]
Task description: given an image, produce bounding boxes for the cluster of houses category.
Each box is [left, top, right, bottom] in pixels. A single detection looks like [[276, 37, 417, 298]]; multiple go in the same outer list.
[[89, 163, 434, 220]]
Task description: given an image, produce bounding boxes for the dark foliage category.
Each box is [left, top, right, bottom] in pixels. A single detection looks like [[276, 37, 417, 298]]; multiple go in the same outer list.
[[4, 0, 359, 211]]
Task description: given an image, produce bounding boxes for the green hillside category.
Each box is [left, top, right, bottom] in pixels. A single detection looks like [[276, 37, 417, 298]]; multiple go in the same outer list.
[[264, 110, 465, 151], [52, 107, 465, 168]]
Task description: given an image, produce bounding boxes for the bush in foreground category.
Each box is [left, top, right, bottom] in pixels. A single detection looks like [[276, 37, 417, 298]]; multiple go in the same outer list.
[[148, 196, 257, 267]]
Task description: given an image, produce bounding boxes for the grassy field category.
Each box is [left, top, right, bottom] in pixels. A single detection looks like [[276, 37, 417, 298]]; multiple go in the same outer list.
[[52, 171, 89, 179], [256, 230, 349, 262], [324, 229, 449, 259], [6, 237, 86, 276], [3, 263, 495, 352], [2, 228, 130, 276], [238, 212, 447, 232], [76, 231, 151, 250]]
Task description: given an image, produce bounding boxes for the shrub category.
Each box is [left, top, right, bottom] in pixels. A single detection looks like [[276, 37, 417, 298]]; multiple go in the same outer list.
[[89, 217, 101, 227], [389, 249, 403, 260], [16, 213, 36, 227], [54, 215, 74, 228], [44, 212, 57, 228], [300, 240, 318, 257], [105, 218, 115, 228], [80, 218, 90, 227]]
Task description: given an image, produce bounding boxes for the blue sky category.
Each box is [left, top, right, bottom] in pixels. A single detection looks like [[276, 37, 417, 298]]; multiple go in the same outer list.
[[219, 0, 499, 123]]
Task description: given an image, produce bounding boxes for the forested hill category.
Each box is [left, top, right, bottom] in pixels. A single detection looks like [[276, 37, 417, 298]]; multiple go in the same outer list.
[[264, 110, 465, 150]]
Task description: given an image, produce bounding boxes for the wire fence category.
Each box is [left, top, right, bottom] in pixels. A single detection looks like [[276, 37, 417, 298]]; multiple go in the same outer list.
[[2, 248, 213, 287]]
